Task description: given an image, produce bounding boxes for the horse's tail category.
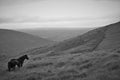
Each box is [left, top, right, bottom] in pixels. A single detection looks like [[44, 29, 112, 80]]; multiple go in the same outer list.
[[8, 62, 11, 71]]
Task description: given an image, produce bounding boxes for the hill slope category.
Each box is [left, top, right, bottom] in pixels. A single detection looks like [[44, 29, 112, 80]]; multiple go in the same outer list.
[[96, 22, 120, 50], [20, 28, 92, 41], [1, 21, 120, 80], [53, 22, 120, 52], [31, 21, 120, 55], [0, 29, 54, 57]]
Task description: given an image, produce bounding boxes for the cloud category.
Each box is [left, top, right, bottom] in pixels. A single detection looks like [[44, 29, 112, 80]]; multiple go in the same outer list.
[[95, 0, 120, 1], [0, 0, 44, 6], [0, 15, 119, 30], [0, 18, 14, 23], [0, 14, 119, 24]]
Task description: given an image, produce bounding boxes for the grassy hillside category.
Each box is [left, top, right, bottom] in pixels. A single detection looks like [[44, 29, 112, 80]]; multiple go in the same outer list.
[[0, 29, 54, 57], [51, 21, 120, 52], [96, 22, 120, 50], [29, 21, 120, 55], [0, 21, 120, 80], [1, 45, 120, 80]]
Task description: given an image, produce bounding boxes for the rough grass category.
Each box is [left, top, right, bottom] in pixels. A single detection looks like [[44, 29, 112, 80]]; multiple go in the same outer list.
[[26, 62, 53, 69], [79, 63, 93, 70], [55, 62, 66, 68], [72, 59, 90, 66], [57, 69, 79, 77], [1, 49, 120, 80]]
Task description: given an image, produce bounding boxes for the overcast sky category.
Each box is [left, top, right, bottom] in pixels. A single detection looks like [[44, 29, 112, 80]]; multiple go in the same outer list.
[[0, 0, 120, 29]]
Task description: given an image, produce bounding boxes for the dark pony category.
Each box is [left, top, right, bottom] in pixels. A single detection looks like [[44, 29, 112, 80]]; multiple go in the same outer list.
[[8, 55, 29, 71]]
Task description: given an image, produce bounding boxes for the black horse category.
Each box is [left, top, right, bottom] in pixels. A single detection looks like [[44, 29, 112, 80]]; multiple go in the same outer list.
[[8, 55, 29, 71]]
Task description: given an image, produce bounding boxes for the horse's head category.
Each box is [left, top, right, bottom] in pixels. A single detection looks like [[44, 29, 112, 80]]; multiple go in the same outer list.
[[24, 55, 29, 60]]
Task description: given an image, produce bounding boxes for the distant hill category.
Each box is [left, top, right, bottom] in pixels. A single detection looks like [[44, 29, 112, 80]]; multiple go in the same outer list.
[[0, 29, 54, 57], [31, 21, 120, 55], [20, 28, 92, 41]]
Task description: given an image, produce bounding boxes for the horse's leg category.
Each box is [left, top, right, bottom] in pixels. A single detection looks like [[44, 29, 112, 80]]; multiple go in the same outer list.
[[12, 66, 15, 71], [17, 64, 21, 68], [8, 67, 11, 72], [8, 62, 11, 72], [21, 63, 23, 67], [12, 65, 16, 71], [20, 62, 23, 67]]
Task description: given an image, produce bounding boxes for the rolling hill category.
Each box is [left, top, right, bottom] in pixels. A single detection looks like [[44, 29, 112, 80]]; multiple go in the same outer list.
[[20, 28, 92, 41], [30, 21, 120, 55], [0, 29, 54, 57], [54, 21, 120, 52], [1, 21, 120, 80]]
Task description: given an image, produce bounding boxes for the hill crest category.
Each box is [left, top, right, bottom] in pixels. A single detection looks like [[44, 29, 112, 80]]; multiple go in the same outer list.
[[0, 29, 54, 57]]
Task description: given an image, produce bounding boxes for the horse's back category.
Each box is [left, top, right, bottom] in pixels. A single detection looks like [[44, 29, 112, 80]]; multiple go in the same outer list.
[[9, 59, 19, 65], [10, 59, 16, 62]]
